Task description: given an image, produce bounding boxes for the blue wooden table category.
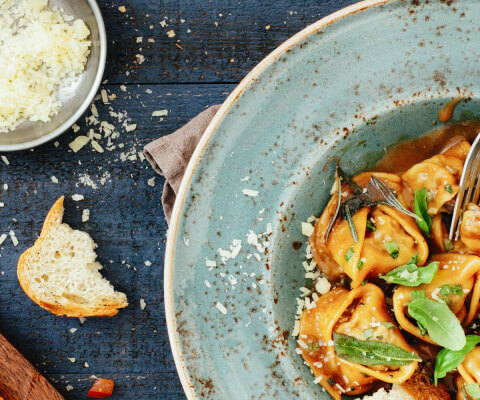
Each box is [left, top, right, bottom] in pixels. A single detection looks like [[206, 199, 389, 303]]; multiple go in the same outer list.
[[0, 0, 357, 398]]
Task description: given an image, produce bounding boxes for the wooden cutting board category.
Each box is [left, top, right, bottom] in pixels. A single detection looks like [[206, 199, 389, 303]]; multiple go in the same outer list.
[[0, 332, 64, 400]]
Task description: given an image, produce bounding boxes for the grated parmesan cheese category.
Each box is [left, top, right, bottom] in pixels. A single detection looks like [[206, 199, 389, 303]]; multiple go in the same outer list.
[[0, 0, 91, 132]]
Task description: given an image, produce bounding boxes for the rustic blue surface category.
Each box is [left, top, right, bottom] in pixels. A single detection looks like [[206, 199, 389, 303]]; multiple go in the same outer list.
[[0, 1, 358, 399]]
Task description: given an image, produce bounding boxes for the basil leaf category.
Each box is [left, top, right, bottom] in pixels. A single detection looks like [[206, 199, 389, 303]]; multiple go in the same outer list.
[[407, 298, 466, 350], [434, 335, 480, 384], [466, 384, 480, 399], [414, 188, 432, 236], [384, 240, 399, 259], [363, 328, 374, 340], [366, 220, 377, 232], [381, 321, 396, 330], [345, 246, 354, 262], [444, 184, 453, 194], [333, 332, 421, 366], [380, 261, 439, 286], [410, 290, 426, 300]]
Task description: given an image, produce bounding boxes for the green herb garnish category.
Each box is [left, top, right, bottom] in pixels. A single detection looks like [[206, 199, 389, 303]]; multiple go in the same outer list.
[[384, 240, 399, 259], [407, 296, 466, 351], [466, 383, 480, 399], [434, 335, 480, 384], [381, 322, 396, 330], [444, 184, 453, 194], [307, 341, 320, 351], [414, 188, 432, 236], [439, 284, 464, 305], [333, 332, 421, 366], [443, 238, 454, 251], [357, 259, 364, 270], [366, 220, 377, 232], [363, 328, 374, 340], [345, 246, 354, 262], [344, 203, 358, 244], [380, 260, 439, 286]]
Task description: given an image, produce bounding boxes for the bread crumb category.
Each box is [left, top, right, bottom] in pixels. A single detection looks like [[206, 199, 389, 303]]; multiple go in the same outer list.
[[242, 188, 259, 197], [72, 194, 84, 201], [50, 176, 58, 184], [69, 136, 89, 152], [72, 124, 80, 133], [90, 104, 98, 118], [120, 85, 127, 92], [140, 298, 146, 310], [67, 357, 76, 363], [9, 230, 18, 246], [82, 209, 90, 222], [125, 123, 137, 132], [152, 110, 168, 117], [69, 328, 77, 334], [147, 177, 155, 187], [79, 317, 86, 324], [216, 302, 227, 315], [265, 24, 271, 30], [136, 54, 145, 64], [118, 5, 126, 12], [1, 156, 9, 165], [101, 89, 109, 104], [91, 140, 104, 153], [0, 233, 7, 246], [66, 385, 74, 391], [167, 29, 175, 38], [0, 202, 4, 207], [144, 260, 152, 266], [3, 184, 7, 190], [84, 362, 89, 368], [136, 36, 143, 43]]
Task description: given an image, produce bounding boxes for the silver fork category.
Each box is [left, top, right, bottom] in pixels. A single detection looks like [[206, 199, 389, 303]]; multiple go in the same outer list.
[[449, 134, 480, 241]]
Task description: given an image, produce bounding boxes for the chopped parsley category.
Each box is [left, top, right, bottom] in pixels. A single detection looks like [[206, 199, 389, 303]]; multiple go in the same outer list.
[[357, 259, 364, 270], [366, 220, 377, 232], [439, 284, 464, 304], [381, 321, 396, 330], [444, 184, 453, 194], [344, 246, 354, 262], [384, 240, 399, 259], [443, 238, 454, 251], [363, 328, 374, 340]]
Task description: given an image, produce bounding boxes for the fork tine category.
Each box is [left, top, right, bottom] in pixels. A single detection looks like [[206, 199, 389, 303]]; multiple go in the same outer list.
[[452, 155, 480, 241], [449, 134, 480, 241]]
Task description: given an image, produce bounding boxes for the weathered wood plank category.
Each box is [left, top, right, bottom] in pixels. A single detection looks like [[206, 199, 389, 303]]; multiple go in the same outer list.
[[99, 0, 359, 84], [0, 84, 233, 399]]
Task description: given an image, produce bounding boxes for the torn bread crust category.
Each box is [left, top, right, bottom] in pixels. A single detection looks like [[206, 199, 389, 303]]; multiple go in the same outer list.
[[17, 196, 128, 317]]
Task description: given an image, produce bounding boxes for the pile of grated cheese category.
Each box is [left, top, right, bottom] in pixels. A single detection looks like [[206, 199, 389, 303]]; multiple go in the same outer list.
[[0, 0, 91, 132]]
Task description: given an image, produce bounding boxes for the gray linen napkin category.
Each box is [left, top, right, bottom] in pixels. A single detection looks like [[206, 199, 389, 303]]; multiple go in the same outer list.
[[144, 105, 221, 223]]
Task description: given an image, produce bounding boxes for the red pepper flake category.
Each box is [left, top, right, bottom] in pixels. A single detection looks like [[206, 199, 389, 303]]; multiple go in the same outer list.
[[87, 379, 114, 398]]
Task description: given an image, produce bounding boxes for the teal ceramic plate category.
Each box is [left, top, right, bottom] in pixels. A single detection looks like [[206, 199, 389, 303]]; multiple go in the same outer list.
[[165, 1, 480, 399]]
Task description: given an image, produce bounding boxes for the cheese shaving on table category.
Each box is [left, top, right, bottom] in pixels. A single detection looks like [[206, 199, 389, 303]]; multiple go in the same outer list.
[[0, 0, 91, 132]]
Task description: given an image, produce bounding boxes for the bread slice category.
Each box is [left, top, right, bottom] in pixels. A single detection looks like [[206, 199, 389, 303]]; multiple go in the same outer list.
[[18, 196, 128, 317]]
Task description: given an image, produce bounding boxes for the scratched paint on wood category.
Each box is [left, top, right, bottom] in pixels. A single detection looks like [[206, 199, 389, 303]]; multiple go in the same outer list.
[[0, 0, 356, 398]]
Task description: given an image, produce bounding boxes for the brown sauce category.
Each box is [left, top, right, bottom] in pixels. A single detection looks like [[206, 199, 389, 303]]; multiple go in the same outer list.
[[374, 121, 480, 175]]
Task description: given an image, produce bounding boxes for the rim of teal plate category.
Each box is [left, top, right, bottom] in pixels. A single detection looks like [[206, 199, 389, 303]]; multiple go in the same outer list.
[[164, 1, 394, 399]]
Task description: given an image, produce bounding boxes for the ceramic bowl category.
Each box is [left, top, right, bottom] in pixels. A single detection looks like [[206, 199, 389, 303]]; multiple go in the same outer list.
[[0, 0, 106, 152], [165, 1, 480, 399]]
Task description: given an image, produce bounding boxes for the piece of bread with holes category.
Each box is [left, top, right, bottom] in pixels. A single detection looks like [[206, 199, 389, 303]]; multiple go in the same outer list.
[[17, 196, 128, 317]]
